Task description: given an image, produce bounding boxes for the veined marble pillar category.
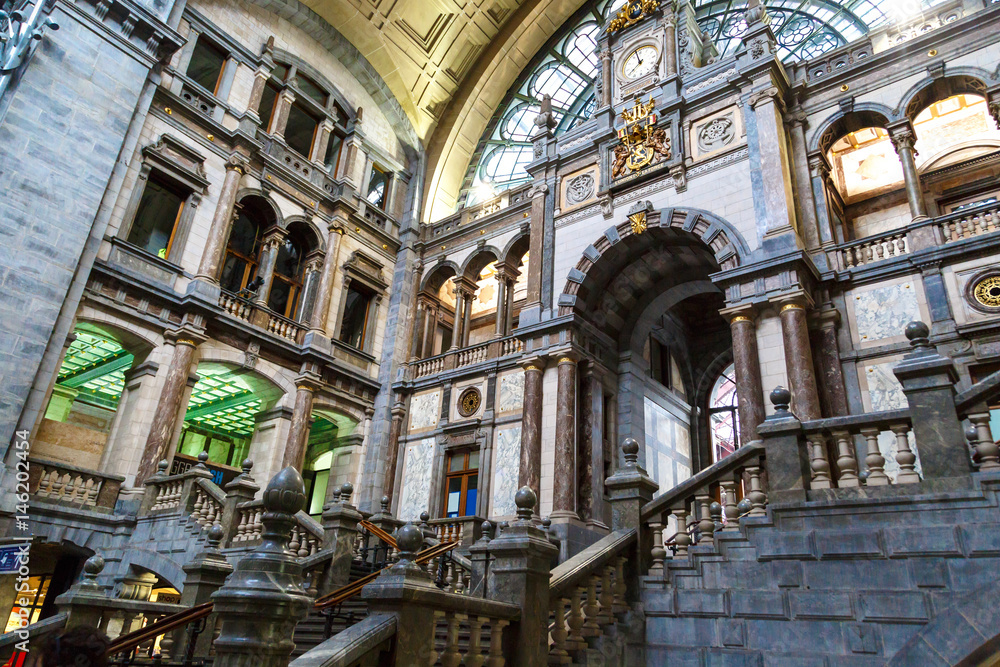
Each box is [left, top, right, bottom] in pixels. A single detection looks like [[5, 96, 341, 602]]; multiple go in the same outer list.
[[311, 119, 335, 167], [808, 154, 839, 246], [382, 398, 406, 502], [409, 300, 427, 361], [254, 228, 286, 307], [271, 89, 295, 139], [297, 255, 324, 323], [195, 155, 247, 282], [494, 272, 507, 338], [579, 366, 605, 526], [729, 312, 766, 443], [788, 114, 821, 249], [663, 7, 677, 78], [749, 89, 798, 239], [552, 355, 579, 520], [778, 301, 821, 421], [810, 304, 849, 417], [600, 49, 612, 107], [309, 221, 344, 335], [889, 121, 927, 220], [518, 358, 545, 503], [449, 288, 464, 351], [461, 290, 473, 347], [422, 301, 438, 357], [524, 184, 548, 316], [245, 64, 272, 124], [137, 330, 203, 483], [282, 373, 320, 470]]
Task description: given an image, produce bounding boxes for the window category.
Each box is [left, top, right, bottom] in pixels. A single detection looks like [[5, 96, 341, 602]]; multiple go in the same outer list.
[[127, 173, 187, 258], [443, 449, 479, 518], [4, 575, 49, 633], [339, 283, 374, 349], [186, 35, 227, 95], [366, 165, 390, 210], [295, 72, 328, 106], [267, 233, 305, 319], [324, 134, 343, 175], [708, 364, 740, 464], [285, 103, 320, 158], [219, 203, 264, 294], [257, 80, 281, 131]]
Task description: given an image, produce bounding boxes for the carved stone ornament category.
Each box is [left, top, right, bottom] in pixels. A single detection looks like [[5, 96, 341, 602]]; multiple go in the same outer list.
[[457, 386, 482, 417], [628, 210, 647, 235], [606, 0, 660, 34], [243, 341, 260, 369], [749, 37, 768, 59], [697, 115, 736, 153], [566, 173, 595, 205]]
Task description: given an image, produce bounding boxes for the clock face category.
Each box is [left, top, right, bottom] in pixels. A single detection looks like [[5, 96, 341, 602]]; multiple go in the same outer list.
[[622, 45, 659, 80]]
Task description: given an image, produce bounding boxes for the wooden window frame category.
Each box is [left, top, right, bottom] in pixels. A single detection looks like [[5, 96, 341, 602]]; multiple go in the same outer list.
[[441, 448, 480, 518]]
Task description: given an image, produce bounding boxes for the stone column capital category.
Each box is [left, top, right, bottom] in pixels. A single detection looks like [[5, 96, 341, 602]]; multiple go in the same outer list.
[[261, 227, 287, 250], [772, 292, 813, 312], [521, 356, 547, 372], [279, 88, 296, 103], [721, 304, 757, 325], [225, 153, 250, 175], [165, 325, 207, 347], [748, 86, 785, 113], [887, 119, 917, 151], [808, 152, 831, 179]]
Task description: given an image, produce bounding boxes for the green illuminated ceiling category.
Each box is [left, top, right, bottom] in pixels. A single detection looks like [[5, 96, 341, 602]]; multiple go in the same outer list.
[[184, 367, 261, 437], [58, 333, 132, 407]]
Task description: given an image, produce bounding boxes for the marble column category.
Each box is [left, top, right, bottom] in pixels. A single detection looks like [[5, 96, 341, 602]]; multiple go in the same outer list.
[[195, 154, 247, 282], [406, 262, 425, 360], [245, 64, 272, 124], [788, 114, 821, 249], [663, 7, 677, 78], [778, 301, 821, 421], [422, 301, 438, 357], [494, 272, 507, 338], [552, 355, 579, 519], [448, 288, 464, 351], [296, 255, 324, 323], [504, 273, 516, 333], [382, 398, 406, 501], [810, 305, 849, 417], [461, 288, 474, 347], [578, 365, 602, 525], [137, 330, 202, 483], [808, 154, 839, 246], [409, 299, 426, 361], [729, 313, 766, 443], [308, 221, 344, 335], [889, 121, 927, 220], [254, 228, 286, 307], [270, 89, 295, 139], [311, 119, 335, 167], [600, 49, 613, 107], [518, 358, 545, 503], [524, 184, 548, 317], [282, 373, 319, 470]]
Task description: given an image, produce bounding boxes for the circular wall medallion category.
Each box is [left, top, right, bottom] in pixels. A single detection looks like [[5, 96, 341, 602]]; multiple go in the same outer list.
[[457, 387, 482, 417], [967, 271, 1000, 314]]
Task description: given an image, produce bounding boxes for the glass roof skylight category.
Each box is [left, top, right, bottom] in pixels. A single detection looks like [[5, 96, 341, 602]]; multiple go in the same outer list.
[[462, 0, 953, 208]]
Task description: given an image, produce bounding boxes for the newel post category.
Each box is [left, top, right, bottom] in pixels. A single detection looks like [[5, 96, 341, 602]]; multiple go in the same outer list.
[[319, 483, 363, 593], [892, 322, 973, 480], [604, 438, 657, 598], [210, 467, 312, 667], [221, 459, 259, 545], [756, 386, 809, 503], [485, 487, 559, 666]]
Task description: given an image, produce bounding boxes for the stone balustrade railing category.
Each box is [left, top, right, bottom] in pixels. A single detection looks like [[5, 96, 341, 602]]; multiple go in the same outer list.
[[28, 457, 124, 510], [641, 442, 766, 569], [231, 498, 323, 552], [217, 289, 305, 344], [939, 199, 1000, 242], [427, 515, 484, 546], [410, 334, 524, 380], [838, 231, 909, 268], [189, 478, 226, 529], [547, 529, 633, 661]]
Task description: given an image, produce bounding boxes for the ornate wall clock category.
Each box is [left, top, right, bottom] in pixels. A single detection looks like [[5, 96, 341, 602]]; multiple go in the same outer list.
[[621, 44, 660, 80]]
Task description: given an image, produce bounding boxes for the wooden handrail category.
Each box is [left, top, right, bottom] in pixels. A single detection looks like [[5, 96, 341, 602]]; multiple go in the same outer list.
[[105, 540, 458, 658], [105, 601, 213, 655], [359, 520, 397, 548]]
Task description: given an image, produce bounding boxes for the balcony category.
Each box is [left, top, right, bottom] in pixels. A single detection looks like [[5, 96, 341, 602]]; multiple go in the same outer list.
[[409, 335, 523, 380], [218, 290, 307, 344], [829, 199, 1000, 271]]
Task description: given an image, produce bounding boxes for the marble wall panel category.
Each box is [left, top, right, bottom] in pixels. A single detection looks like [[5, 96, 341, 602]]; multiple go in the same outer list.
[[409, 390, 441, 432], [853, 281, 919, 344], [491, 425, 522, 517], [496, 371, 524, 414], [398, 437, 435, 521]]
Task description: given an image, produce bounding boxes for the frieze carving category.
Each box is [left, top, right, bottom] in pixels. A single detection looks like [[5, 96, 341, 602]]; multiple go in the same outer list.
[[685, 68, 736, 95], [697, 115, 736, 153], [565, 173, 595, 205], [748, 86, 784, 111]]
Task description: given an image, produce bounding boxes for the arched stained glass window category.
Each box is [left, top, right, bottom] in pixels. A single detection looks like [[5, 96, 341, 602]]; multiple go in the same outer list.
[[463, 0, 954, 208]]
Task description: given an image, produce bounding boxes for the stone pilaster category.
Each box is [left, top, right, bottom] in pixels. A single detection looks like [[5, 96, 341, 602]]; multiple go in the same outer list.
[[382, 397, 406, 500], [320, 491, 363, 592], [195, 154, 248, 283], [728, 311, 766, 443], [245, 63, 272, 124], [552, 354, 579, 520], [518, 357, 546, 504], [311, 118, 336, 167], [270, 89, 295, 139], [809, 304, 849, 417], [808, 153, 839, 246], [888, 120, 927, 220], [137, 327, 204, 483], [165, 525, 233, 659], [777, 299, 821, 421]]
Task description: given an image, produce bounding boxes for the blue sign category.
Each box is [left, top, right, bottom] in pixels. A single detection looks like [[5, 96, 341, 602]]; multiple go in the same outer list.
[[0, 545, 28, 573]]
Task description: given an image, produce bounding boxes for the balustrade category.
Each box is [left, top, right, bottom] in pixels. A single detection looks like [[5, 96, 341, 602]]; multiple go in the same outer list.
[[838, 232, 908, 268], [800, 411, 919, 487], [267, 312, 304, 342], [428, 516, 484, 546], [217, 289, 304, 343], [411, 335, 523, 379], [29, 458, 123, 509], [457, 341, 491, 368], [218, 291, 253, 321], [939, 200, 1000, 242], [189, 481, 225, 529]]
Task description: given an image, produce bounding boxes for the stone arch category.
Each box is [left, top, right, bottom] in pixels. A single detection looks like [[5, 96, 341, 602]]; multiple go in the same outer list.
[[235, 190, 283, 229], [311, 397, 368, 430], [889, 578, 1000, 666], [193, 347, 296, 408], [115, 547, 185, 593], [73, 311, 161, 366], [459, 246, 501, 282], [558, 205, 751, 327], [500, 231, 530, 268], [626, 280, 721, 355], [284, 215, 326, 253], [420, 260, 460, 294], [809, 103, 895, 154], [896, 70, 993, 121], [270, 48, 359, 125]]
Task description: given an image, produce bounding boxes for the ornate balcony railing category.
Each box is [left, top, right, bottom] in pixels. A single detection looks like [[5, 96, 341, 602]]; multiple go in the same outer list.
[[838, 231, 909, 268], [217, 290, 305, 344], [28, 458, 125, 510], [409, 334, 524, 380], [938, 199, 1000, 242]]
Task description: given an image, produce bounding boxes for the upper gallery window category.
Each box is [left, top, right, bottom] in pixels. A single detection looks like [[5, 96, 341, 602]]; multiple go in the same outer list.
[[443, 449, 479, 518], [285, 102, 320, 159], [366, 165, 390, 210], [257, 80, 281, 132], [219, 203, 264, 295], [127, 173, 188, 258], [339, 282, 375, 350], [186, 35, 228, 95], [267, 231, 306, 319]]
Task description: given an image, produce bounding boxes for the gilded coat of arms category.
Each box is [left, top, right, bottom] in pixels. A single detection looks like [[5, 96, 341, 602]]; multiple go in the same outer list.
[[611, 96, 671, 179]]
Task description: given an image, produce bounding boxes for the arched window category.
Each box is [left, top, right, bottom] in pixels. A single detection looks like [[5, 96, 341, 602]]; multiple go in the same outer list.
[[267, 231, 306, 318], [219, 201, 265, 295], [708, 364, 739, 463]]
